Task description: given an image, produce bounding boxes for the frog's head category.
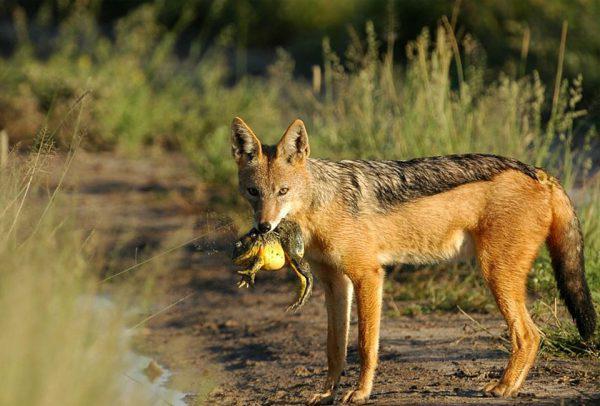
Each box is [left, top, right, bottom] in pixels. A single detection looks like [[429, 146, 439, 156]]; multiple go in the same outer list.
[[232, 228, 262, 265]]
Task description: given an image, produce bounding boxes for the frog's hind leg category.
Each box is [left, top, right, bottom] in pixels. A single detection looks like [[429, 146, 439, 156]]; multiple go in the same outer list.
[[276, 220, 312, 311], [286, 257, 313, 312]]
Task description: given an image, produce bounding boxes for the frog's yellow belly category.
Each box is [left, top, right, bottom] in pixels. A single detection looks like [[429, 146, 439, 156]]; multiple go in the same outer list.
[[260, 242, 286, 270]]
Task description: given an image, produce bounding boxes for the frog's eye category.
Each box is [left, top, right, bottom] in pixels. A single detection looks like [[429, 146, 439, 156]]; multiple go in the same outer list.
[[278, 187, 289, 196], [235, 241, 242, 248], [247, 187, 259, 197]]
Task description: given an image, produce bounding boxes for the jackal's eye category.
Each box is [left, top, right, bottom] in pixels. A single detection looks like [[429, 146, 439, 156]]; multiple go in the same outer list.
[[247, 187, 259, 197], [278, 187, 289, 196]]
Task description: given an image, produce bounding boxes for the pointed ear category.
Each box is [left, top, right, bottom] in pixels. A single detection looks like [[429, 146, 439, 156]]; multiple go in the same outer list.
[[231, 117, 262, 165], [276, 119, 310, 163]]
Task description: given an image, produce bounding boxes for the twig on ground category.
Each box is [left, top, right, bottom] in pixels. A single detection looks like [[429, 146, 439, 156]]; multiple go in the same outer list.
[[386, 293, 402, 317], [128, 292, 195, 330], [100, 222, 233, 283], [538, 299, 562, 328], [457, 305, 510, 351]]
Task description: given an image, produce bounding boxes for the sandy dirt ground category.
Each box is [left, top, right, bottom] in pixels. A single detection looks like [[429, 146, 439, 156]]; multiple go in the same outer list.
[[53, 152, 599, 405]]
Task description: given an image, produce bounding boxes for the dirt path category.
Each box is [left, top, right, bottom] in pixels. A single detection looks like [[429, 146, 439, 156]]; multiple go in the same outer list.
[[55, 152, 599, 405]]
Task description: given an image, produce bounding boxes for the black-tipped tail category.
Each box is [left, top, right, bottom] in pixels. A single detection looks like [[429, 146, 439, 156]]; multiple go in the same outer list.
[[546, 180, 596, 340]]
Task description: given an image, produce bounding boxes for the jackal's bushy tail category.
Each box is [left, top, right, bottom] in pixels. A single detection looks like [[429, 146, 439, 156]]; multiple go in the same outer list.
[[546, 179, 596, 340]]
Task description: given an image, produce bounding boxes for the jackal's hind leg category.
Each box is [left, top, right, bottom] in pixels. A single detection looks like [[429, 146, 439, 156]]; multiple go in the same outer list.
[[479, 249, 541, 397]]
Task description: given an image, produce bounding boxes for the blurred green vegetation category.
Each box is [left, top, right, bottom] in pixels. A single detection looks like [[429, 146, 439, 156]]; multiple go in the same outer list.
[[2, 0, 599, 117], [0, 129, 156, 405], [0, 0, 598, 349]]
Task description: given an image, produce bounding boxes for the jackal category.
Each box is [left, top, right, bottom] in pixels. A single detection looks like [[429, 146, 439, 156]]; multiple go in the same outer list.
[[230, 117, 596, 404]]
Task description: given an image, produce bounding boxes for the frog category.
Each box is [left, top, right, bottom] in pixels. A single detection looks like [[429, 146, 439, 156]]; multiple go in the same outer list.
[[232, 219, 312, 312]]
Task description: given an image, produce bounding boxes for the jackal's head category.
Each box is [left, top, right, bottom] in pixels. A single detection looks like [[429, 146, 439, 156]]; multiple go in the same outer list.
[[231, 117, 311, 233]]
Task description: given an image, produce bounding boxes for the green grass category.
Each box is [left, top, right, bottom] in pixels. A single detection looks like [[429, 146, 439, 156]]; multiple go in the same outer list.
[[0, 5, 598, 352]]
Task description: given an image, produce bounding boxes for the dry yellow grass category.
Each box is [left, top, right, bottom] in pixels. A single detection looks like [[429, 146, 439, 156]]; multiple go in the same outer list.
[[0, 142, 156, 405]]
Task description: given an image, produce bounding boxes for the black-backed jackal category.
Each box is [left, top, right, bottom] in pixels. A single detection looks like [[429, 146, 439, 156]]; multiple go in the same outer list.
[[230, 117, 596, 404]]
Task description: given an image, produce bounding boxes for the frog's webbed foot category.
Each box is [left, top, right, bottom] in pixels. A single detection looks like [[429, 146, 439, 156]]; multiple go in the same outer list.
[[236, 258, 263, 288], [237, 268, 258, 288], [237, 272, 255, 288], [286, 257, 313, 312]]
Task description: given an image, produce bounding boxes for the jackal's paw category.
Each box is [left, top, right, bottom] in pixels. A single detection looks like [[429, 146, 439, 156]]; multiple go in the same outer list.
[[307, 391, 334, 405], [483, 381, 518, 397], [341, 388, 370, 404]]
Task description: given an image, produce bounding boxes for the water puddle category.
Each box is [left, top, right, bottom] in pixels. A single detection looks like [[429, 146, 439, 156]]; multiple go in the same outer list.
[[90, 294, 188, 405], [122, 351, 187, 406]]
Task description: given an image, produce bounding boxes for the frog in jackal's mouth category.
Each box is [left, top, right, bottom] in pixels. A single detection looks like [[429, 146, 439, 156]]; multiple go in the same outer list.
[[232, 219, 312, 312]]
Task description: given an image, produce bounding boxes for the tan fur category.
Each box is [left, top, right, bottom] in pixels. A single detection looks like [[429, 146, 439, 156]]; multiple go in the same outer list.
[[231, 118, 581, 403], [296, 171, 553, 401]]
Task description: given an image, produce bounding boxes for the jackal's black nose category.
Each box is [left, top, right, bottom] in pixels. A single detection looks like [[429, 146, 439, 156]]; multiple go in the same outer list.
[[258, 222, 271, 234]]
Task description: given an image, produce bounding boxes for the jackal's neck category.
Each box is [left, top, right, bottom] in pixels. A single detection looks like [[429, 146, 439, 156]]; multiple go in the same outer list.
[[284, 158, 338, 243], [286, 159, 336, 223], [305, 158, 340, 210]]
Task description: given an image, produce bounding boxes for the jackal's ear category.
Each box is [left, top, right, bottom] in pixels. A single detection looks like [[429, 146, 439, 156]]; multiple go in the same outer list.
[[231, 117, 262, 165], [277, 119, 310, 163]]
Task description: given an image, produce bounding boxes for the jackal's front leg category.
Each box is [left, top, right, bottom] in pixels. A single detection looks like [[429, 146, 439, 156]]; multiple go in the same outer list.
[[341, 266, 384, 404], [308, 267, 352, 405]]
